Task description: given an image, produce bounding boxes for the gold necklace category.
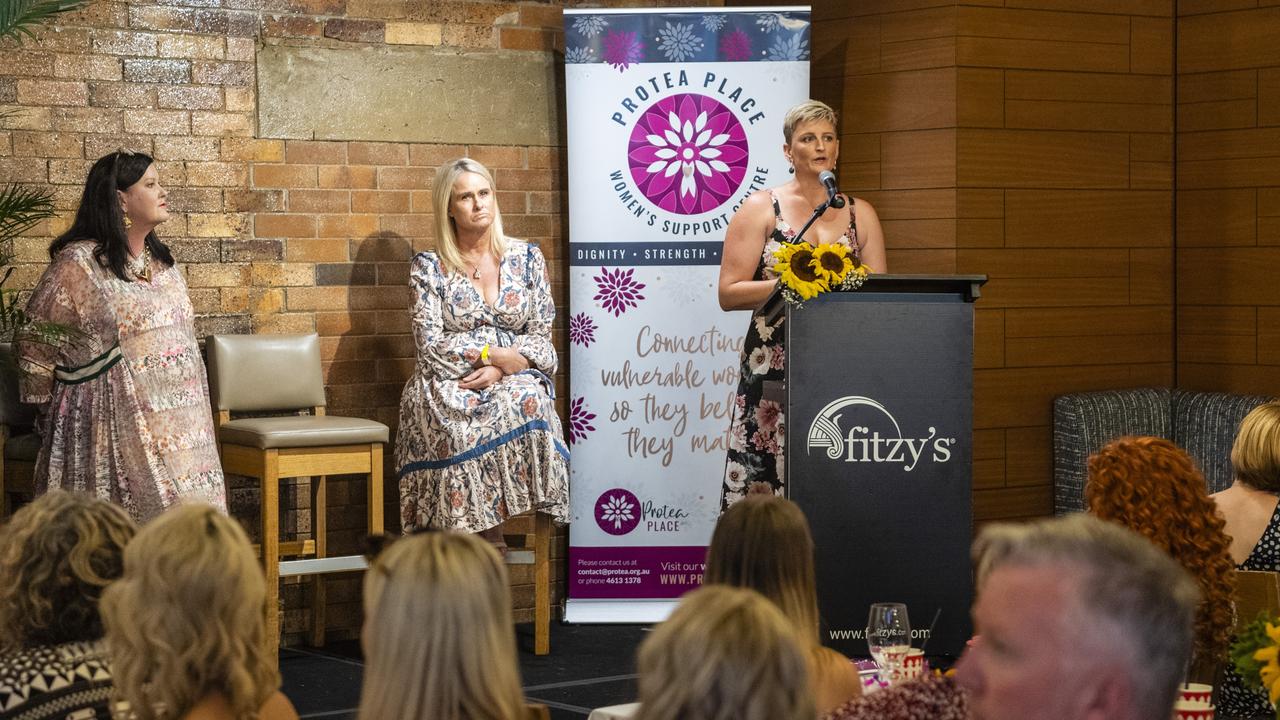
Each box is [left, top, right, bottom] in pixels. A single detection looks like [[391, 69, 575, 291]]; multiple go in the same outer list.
[[130, 244, 152, 282]]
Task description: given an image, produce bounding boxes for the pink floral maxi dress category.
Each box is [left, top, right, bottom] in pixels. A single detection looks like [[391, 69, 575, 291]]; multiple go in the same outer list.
[[395, 241, 570, 532], [17, 241, 226, 523], [721, 192, 860, 510]]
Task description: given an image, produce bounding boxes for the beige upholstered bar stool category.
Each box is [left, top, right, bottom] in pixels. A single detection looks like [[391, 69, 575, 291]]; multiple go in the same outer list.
[[206, 333, 388, 659], [0, 343, 39, 519]]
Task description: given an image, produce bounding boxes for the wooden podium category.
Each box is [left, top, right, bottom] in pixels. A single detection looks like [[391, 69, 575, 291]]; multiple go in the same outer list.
[[774, 274, 985, 659]]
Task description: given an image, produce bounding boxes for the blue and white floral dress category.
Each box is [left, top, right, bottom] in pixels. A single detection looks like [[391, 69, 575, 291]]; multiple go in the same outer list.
[[395, 240, 570, 532]]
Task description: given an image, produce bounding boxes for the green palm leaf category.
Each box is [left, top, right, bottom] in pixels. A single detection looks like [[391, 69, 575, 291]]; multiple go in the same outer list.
[[0, 0, 88, 44], [0, 184, 55, 244]]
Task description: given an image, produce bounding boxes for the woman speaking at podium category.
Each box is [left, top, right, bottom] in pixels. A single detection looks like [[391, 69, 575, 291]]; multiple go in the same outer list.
[[717, 100, 887, 510]]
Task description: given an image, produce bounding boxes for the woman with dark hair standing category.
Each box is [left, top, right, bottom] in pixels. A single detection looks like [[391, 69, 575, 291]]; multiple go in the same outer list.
[[17, 150, 225, 523]]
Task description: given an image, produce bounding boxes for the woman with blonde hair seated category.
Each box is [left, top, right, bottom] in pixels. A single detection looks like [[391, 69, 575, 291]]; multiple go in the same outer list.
[[634, 584, 813, 720], [100, 504, 298, 720], [704, 494, 860, 714], [358, 530, 538, 720], [1211, 401, 1280, 716], [0, 491, 136, 719]]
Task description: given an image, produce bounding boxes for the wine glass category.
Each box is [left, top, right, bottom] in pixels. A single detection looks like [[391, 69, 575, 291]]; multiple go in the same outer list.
[[866, 602, 911, 686]]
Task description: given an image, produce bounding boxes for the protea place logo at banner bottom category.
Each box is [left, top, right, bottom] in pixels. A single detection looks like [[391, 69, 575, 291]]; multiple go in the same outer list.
[[807, 396, 956, 471]]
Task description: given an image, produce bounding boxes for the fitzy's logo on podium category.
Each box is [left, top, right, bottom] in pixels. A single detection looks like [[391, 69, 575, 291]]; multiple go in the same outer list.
[[806, 396, 955, 472]]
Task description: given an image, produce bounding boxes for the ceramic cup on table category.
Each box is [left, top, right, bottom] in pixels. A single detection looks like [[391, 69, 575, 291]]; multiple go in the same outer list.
[[901, 648, 926, 679], [1173, 699, 1214, 720], [1176, 683, 1213, 708]]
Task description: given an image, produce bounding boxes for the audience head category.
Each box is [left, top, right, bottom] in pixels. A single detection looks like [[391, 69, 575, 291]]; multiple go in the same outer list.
[[358, 530, 524, 720], [0, 490, 136, 652], [705, 494, 819, 640], [956, 514, 1197, 720], [782, 99, 838, 144], [432, 157, 507, 275], [1085, 435, 1235, 665], [634, 585, 814, 720], [101, 503, 278, 720], [1232, 401, 1280, 492], [49, 149, 175, 280]]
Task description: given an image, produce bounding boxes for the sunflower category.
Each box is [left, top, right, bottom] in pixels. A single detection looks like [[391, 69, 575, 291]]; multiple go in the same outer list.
[[811, 243, 855, 284], [1255, 622, 1280, 704], [773, 243, 828, 300]]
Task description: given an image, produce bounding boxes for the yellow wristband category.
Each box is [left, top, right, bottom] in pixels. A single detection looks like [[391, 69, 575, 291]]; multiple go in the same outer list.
[[480, 344, 491, 365]]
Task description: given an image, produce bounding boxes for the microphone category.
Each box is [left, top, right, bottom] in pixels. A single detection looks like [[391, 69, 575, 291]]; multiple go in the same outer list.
[[818, 170, 846, 209]]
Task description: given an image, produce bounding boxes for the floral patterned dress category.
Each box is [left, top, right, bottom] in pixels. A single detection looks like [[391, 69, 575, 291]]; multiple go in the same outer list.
[[721, 191, 860, 510], [396, 240, 570, 533], [17, 241, 226, 524]]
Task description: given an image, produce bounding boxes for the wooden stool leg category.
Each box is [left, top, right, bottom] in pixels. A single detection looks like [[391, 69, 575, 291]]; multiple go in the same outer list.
[[261, 449, 281, 664], [534, 510, 551, 655], [368, 443, 384, 535], [309, 475, 327, 648]]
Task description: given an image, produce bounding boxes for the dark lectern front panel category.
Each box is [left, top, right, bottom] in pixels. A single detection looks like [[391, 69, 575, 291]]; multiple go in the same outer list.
[[787, 291, 974, 659]]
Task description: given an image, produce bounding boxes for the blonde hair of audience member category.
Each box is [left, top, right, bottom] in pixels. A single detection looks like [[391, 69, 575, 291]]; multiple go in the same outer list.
[[704, 495, 860, 712], [358, 531, 525, 720], [1232, 401, 1280, 492], [432, 157, 508, 277], [957, 514, 1198, 720], [634, 585, 814, 720], [101, 504, 294, 720], [0, 490, 136, 653]]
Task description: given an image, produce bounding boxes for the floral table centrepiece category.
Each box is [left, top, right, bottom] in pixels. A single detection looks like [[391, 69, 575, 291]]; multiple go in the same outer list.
[[772, 241, 869, 305], [1231, 613, 1280, 716]]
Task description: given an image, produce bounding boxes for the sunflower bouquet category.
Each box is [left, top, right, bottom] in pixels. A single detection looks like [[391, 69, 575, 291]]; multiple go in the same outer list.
[[1232, 612, 1280, 716], [772, 242, 870, 305]]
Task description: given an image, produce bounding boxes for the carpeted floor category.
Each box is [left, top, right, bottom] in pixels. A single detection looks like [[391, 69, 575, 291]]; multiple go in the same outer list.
[[280, 622, 650, 719]]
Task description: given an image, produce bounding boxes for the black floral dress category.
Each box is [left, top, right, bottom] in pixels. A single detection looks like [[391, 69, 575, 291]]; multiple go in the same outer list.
[[721, 190, 859, 510], [1219, 500, 1280, 718]]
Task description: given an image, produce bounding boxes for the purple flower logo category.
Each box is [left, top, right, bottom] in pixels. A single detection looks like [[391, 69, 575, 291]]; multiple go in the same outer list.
[[628, 94, 749, 215], [568, 396, 597, 444], [595, 488, 641, 535], [603, 30, 644, 71], [720, 30, 752, 62], [593, 267, 646, 316], [569, 312, 597, 346]]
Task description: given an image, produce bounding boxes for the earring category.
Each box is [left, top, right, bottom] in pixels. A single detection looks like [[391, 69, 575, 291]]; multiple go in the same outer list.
[[787, 165, 795, 174], [123, 215, 132, 229]]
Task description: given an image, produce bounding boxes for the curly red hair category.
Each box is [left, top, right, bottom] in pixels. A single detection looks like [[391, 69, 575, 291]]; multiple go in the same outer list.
[[1086, 436, 1236, 665]]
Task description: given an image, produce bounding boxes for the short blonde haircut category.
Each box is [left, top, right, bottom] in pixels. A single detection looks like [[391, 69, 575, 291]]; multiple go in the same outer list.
[[705, 495, 820, 641], [358, 531, 525, 720], [634, 585, 814, 720], [0, 490, 136, 652], [1232, 401, 1280, 492], [783, 100, 838, 144], [432, 157, 509, 277], [101, 504, 278, 720]]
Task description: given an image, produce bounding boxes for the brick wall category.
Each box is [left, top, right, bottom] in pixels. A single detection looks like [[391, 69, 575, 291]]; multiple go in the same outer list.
[[1, 0, 720, 643]]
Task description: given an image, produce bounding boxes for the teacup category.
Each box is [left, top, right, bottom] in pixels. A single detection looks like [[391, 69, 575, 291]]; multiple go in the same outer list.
[[1177, 683, 1213, 708], [1173, 698, 1214, 720], [901, 648, 926, 679]]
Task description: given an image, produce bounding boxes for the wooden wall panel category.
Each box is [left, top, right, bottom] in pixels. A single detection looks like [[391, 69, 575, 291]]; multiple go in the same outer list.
[[815, 0, 1174, 524], [1176, 4, 1280, 399]]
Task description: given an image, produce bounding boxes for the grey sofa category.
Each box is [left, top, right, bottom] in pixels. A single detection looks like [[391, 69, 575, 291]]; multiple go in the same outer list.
[[1053, 388, 1274, 515]]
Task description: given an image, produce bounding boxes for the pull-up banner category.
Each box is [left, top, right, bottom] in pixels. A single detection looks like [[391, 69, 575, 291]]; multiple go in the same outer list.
[[563, 6, 811, 622]]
